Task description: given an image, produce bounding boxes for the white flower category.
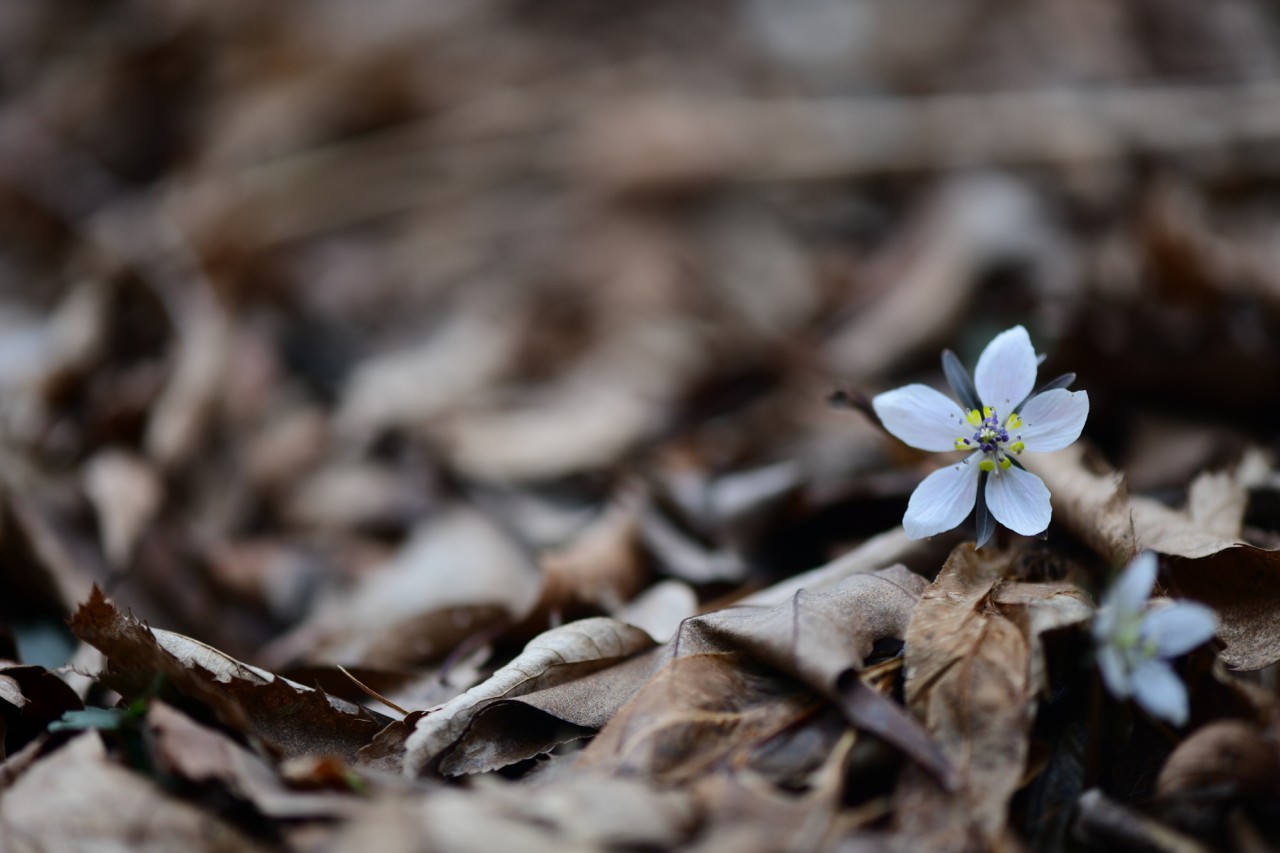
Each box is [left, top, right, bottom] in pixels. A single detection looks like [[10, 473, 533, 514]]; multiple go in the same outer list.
[[1093, 552, 1217, 727], [872, 326, 1088, 543]]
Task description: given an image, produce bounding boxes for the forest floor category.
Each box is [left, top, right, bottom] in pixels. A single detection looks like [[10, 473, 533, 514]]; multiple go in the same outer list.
[[4, 2, 1280, 850]]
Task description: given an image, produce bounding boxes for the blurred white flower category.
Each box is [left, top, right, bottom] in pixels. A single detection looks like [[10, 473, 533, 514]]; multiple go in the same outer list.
[[1094, 551, 1217, 726], [872, 326, 1088, 545]]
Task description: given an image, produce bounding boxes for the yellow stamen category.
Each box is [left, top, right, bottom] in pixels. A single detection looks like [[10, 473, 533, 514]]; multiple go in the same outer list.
[[1007, 413, 1022, 429], [999, 456, 1012, 470], [966, 409, 983, 427], [1010, 441, 1025, 455], [954, 438, 971, 451], [978, 459, 996, 473]]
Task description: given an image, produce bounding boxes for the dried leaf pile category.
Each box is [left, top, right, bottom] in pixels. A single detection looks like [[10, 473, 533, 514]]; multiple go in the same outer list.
[[4, 2, 1280, 850]]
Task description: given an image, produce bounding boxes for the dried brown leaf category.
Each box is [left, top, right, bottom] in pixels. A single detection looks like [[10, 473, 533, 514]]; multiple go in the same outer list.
[[401, 617, 655, 776], [670, 563, 951, 783], [70, 588, 386, 760], [894, 545, 1092, 848], [578, 652, 821, 785]]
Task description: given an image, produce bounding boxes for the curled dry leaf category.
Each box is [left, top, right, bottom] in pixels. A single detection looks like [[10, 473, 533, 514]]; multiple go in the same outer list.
[[401, 617, 656, 776], [0, 731, 265, 852], [70, 588, 387, 760], [893, 544, 1093, 849]]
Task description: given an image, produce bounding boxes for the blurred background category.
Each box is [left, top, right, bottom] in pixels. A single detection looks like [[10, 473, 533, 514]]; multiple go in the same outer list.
[[3, 0, 1280, 669]]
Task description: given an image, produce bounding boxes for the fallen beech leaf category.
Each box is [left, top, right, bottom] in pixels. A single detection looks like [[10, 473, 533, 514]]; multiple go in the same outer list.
[[0, 731, 265, 851], [71, 588, 386, 760], [402, 617, 655, 776], [893, 545, 1093, 848], [263, 507, 541, 669]]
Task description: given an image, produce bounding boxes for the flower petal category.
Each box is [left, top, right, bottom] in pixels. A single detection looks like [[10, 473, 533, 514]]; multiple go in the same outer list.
[[974, 326, 1038, 414], [1141, 602, 1217, 658], [903, 455, 982, 539], [872, 384, 969, 452], [1130, 659, 1190, 726], [984, 464, 1051, 536], [1105, 552, 1158, 618], [1016, 389, 1089, 453], [1096, 644, 1130, 699]]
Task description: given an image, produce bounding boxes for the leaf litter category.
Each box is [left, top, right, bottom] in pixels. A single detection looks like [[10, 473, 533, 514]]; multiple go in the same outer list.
[[5, 1, 1280, 850]]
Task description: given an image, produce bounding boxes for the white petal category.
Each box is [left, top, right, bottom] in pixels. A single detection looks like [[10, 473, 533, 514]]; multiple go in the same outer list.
[[1096, 644, 1131, 699], [1130, 659, 1190, 726], [1016, 389, 1089, 453], [974, 326, 1038, 415], [1105, 552, 1157, 618], [872, 384, 969, 452], [984, 464, 1051, 536], [903, 455, 982, 539], [1141, 602, 1217, 658]]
